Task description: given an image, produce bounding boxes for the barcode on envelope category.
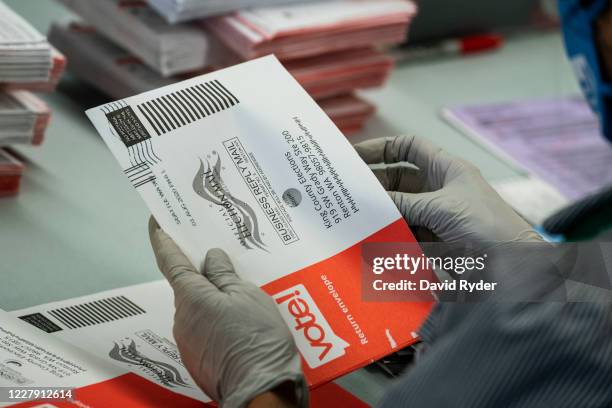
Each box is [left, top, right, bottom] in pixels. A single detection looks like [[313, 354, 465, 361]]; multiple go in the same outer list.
[[47, 296, 146, 329], [136, 79, 240, 136], [124, 162, 155, 188]]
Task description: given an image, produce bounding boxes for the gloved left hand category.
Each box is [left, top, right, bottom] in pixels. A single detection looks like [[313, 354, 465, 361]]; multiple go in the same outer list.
[[354, 135, 541, 244], [148, 217, 308, 408]]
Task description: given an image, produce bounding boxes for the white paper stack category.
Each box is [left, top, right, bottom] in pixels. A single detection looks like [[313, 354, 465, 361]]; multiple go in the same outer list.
[[0, 90, 50, 146], [147, 0, 319, 24], [0, 0, 51, 83], [58, 0, 211, 76], [205, 0, 417, 60], [0, 0, 66, 91], [1, 47, 67, 92], [0, 0, 62, 192], [50, 22, 375, 134], [0, 2, 66, 197], [49, 22, 174, 98]]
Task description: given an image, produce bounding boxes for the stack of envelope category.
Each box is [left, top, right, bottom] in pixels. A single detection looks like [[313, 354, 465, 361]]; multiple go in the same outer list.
[[58, 0, 211, 77], [48, 23, 175, 99], [205, 1, 416, 60], [282, 48, 394, 99], [0, 0, 65, 196], [49, 21, 378, 134], [216, 45, 395, 99], [0, 0, 50, 84], [147, 0, 316, 24], [2, 48, 67, 92], [204, 0, 416, 132], [0, 148, 23, 197], [319, 94, 376, 135], [0, 91, 50, 146], [51, 0, 417, 135], [0, 1, 65, 89]]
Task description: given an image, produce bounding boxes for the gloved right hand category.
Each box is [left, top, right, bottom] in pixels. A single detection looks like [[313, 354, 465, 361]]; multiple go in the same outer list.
[[354, 135, 542, 244], [148, 217, 307, 408]]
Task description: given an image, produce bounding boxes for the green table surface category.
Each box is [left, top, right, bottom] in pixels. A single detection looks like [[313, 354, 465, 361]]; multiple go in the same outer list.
[[0, 0, 580, 405]]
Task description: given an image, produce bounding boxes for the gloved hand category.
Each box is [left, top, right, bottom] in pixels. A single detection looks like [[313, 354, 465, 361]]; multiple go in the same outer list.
[[148, 217, 308, 408], [354, 135, 542, 243]]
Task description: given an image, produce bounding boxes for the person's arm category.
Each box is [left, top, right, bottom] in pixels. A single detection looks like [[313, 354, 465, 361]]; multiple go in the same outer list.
[[354, 136, 612, 407]]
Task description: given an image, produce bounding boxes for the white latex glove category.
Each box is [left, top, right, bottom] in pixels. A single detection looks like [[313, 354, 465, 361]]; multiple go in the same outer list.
[[354, 135, 542, 243], [148, 218, 308, 408]]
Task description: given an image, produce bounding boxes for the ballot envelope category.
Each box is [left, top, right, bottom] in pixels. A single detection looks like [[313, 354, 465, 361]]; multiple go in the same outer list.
[[0, 48, 66, 93], [49, 22, 378, 135], [85, 55, 431, 396], [0, 1, 54, 84], [1, 310, 369, 407], [148, 0, 319, 24], [57, 0, 211, 77], [205, 1, 417, 61], [0, 91, 50, 146], [12, 281, 370, 406]]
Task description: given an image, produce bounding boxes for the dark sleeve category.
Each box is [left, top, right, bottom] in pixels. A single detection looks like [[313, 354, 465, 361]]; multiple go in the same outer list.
[[378, 302, 612, 408]]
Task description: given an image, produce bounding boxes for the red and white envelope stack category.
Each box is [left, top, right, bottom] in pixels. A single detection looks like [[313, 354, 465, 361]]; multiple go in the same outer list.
[[205, 0, 417, 134], [51, 0, 416, 136], [49, 20, 382, 136], [0, 0, 66, 197]]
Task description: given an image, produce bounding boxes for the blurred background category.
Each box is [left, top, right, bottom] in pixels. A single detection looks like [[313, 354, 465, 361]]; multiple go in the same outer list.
[[1, 0, 610, 405]]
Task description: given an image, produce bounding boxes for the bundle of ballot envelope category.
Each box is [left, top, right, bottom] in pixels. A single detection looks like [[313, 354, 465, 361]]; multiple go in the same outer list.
[[0, 0, 66, 197], [148, 0, 319, 23], [51, 0, 417, 136]]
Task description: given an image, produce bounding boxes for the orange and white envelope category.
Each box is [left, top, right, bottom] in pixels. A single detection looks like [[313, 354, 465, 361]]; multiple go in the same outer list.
[[85, 55, 431, 389], [3, 307, 369, 407], [0, 310, 208, 407]]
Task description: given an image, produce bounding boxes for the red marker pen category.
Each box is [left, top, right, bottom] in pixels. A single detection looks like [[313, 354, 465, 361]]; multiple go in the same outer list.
[[392, 34, 504, 62]]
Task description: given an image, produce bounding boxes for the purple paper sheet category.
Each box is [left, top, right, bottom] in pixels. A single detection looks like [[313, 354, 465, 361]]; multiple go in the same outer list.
[[444, 96, 612, 200]]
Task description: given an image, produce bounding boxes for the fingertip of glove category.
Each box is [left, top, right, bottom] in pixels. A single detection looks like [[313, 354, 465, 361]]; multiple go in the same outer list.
[[352, 140, 368, 155], [148, 216, 174, 252], [205, 248, 231, 266], [353, 138, 385, 164], [148, 215, 160, 236], [387, 190, 399, 201], [206, 247, 229, 259], [204, 248, 235, 275]]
